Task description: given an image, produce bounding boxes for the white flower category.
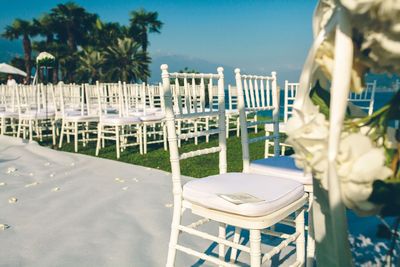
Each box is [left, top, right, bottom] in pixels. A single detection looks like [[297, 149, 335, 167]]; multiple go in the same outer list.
[[36, 52, 55, 63], [286, 107, 330, 187], [287, 111, 392, 214], [338, 133, 392, 215]]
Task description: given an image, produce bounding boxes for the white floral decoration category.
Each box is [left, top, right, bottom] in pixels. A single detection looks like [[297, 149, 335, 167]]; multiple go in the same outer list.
[[36, 52, 55, 64]]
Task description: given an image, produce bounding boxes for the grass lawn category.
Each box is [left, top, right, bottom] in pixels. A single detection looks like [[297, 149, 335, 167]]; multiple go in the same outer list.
[[39, 127, 291, 178]]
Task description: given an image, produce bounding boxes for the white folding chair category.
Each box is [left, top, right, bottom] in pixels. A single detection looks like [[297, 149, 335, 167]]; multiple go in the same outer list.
[[235, 69, 314, 266], [348, 80, 377, 116], [163, 64, 307, 267]]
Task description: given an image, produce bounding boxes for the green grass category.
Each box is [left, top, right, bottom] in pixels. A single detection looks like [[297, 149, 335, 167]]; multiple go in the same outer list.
[[39, 128, 291, 178]]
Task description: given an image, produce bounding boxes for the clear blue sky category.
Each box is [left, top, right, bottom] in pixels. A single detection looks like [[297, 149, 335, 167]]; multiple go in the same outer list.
[[0, 0, 317, 82]]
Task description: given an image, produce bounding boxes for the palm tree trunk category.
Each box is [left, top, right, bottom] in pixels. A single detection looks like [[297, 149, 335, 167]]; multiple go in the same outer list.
[[23, 34, 32, 83]]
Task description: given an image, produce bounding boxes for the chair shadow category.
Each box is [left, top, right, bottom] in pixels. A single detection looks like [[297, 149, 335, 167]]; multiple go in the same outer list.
[[191, 224, 297, 266]]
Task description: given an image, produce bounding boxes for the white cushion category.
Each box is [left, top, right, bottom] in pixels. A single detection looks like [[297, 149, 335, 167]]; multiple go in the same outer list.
[[140, 113, 165, 122], [100, 115, 141, 125], [263, 122, 286, 132], [20, 111, 55, 119], [64, 115, 99, 122], [226, 109, 239, 115], [183, 172, 304, 217], [0, 111, 18, 118], [249, 156, 312, 185]]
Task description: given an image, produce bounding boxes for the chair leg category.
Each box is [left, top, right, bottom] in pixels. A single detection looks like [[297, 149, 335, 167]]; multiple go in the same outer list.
[[205, 117, 210, 143], [306, 193, 315, 267], [1, 117, 5, 135], [230, 227, 241, 263], [116, 125, 120, 159], [254, 115, 258, 133], [194, 121, 198, 145], [96, 124, 102, 156], [59, 122, 65, 148], [163, 124, 168, 151], [218, 223, 226, 265], [52, 121, 56, 146], [74, 122, 78, 152], [236, 117, 240, 137], [143, 124, 147, 154], [249, 229, 261, 267], [28, 120, 33, 141], [166, 201, 182, 267], [296, 208, 306, 266], [177, 121, 181, 147]]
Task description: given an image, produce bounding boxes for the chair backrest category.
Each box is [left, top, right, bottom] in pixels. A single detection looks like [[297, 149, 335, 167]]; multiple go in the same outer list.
[[284, 81, 299, 122], [161, 64, 226, 191], [59, 83, 85, 117], [0, 85, 16, 112], [227, 85, 238, 111], [235, 68, 280, 173], [348, 80, 377, 115]]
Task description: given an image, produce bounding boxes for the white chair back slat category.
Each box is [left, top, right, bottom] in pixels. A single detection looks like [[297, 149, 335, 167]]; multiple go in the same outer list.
[[348, 80, 376, 115], [235, 69, 280, 172], [161, 64, 226, 164]]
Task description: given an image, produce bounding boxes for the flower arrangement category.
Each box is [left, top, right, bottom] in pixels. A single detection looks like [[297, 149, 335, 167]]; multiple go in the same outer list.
[[36, 52, 55, 67], [287, 0, 400, 217]]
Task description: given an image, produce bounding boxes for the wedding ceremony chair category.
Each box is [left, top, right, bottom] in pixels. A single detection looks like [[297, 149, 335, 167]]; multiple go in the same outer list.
[[128, 83, 166, 153], [348, 80, 377, 116], [16, 84, 56, 144], [0, 85, 18, 135], [95, 81, 142, 159], [226, 84, 240, 137], [58, 83, 99, 152], [235, 69, 314, 266], [162, 64, 307, 267]]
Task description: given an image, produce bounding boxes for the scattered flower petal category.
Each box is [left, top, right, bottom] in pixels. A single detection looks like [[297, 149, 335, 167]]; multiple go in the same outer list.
[[8, 197, 17, 204]]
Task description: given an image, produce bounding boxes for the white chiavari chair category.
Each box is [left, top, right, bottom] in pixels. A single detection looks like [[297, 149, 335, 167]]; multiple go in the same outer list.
[[16, 84, 56, 143], [95, 81, 142, 159], [235, 69, 314, 266], [138, 83, 166, 153], [163, 64, 307, 267], [0, 85, 18, 135], [284, 81, 299, 124], [348, 80, 377, 116], [226, 85, 240, 138], [58, 83, 99, 152]]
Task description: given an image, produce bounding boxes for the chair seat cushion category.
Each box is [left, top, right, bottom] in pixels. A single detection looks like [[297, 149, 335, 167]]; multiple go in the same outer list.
[[20, 111, 55, 119], [100, 115, 141, 125], [249, 156, 312, 185], [0, 111, 18, 118], [64, 115, 99, 122], [183, 172, 304, 217], [226, 109, 239, 115], [263, 122, 286, 132], [140, 113, 165, 122]]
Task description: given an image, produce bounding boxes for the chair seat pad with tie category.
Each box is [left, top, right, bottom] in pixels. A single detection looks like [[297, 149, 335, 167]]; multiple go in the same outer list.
[[249, 156, 312, 185], [100, 115, 141, 125], [183, 172, 304, 217]]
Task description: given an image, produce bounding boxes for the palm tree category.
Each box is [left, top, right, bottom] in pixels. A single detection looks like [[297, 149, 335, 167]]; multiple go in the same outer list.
[[77, 48, 104, 83], [50, 2, 98, 52], [2, 19, 38, 82], [129, 8, 163, 53], [104, 38, 150, 82]]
